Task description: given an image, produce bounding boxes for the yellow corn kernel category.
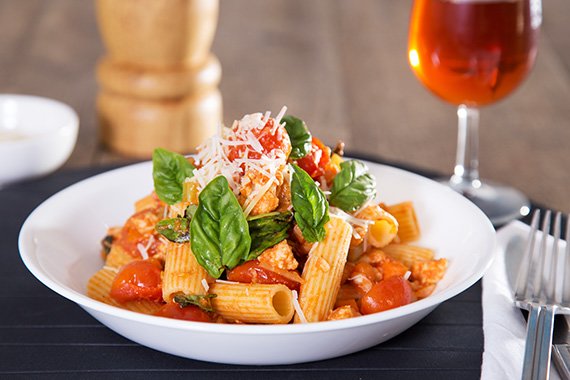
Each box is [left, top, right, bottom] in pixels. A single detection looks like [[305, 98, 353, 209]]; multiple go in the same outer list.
[[183, 179, 199, 205], [368, 218, 398, 248], [330, 153, 344, 167]]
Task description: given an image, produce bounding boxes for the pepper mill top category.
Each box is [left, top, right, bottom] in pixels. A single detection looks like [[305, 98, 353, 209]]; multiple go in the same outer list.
[[96, 0, 219, 69]]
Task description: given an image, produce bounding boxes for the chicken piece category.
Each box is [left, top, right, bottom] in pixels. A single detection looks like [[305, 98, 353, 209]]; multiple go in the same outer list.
[[349, 224, 368, 248], [357, 248, 388, 267], [411, 258, 448, 286], [239, 169, 283, 216], [411, 282, 437, 300], [290, 224, 314, 256], [327, 305, 361, 321], [349, 272, 374, 294], [276, 171, 292, 211], [341, 262, 356, 284], [334, 298, 359, 311], [350, 262, 382, 283], [381, 259, 409, 280], [258, 240, 298, 271]]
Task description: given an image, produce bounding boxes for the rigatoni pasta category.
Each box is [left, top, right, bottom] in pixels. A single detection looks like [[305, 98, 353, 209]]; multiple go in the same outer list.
[[382, 243, 435, 268], [295, 217, 352, 323], [87, 108, 447, 325], [209, 282, 294, 324], [162, 241, 211, 302], [385, 201, 421, 243]]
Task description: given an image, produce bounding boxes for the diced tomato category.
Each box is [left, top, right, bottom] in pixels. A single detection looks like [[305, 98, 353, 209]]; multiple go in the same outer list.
[[381, 260, 409, 280], [295, 137, 331, 179], [115, 208, 163, 258], [154, 303, 211, 322], [227, 118, 291, 163], [110, 259, 163, 303], [226, 260, 301, 291], [360, 276, 414, 315]]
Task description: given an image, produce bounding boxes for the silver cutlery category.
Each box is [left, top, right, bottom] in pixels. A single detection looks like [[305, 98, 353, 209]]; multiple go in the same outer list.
[[514, 209, 570, 379]]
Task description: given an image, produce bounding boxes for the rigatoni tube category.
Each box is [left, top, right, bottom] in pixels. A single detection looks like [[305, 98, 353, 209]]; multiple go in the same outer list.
[[295, 217, 352, 323], [162, 241, 211, 302], [209, 282, 294, 324]]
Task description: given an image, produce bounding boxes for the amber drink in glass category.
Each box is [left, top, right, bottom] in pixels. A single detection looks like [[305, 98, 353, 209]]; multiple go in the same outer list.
[[408, 0, 541, 225]]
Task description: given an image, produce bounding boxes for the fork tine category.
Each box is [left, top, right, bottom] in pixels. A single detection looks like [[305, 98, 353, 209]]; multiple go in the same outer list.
[[516, 209, 540, 301], [532, 210, 551, 301], [550, 212, 561, 303], [562, 214, 570, 302]]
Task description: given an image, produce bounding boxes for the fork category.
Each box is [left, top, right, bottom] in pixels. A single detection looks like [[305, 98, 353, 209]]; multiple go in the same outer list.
[[514, 209, 570, 379]]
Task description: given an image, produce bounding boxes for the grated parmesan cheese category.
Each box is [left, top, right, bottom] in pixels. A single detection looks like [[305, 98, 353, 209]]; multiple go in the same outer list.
[[103, 266, 119, 273], [243, 176, 276, 218], [201, 278, 210, 292], [191, 109, 289, 202], [136, 235, 155, 260], [292, 290, 308, 323], [137, 243, 149, 260], [330, 207, 374, 227], [215, 279, 240, 285]]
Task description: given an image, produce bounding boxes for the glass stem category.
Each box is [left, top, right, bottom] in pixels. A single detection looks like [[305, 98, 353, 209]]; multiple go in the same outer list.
[[451, 105, 480, 187]]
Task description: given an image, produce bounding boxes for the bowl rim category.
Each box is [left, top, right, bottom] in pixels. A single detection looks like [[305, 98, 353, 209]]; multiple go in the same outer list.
[[0, 93, 79, 147], [18, 160, 496, 335]]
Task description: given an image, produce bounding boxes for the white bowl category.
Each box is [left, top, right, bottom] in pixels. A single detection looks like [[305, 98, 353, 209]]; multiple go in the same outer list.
[[0, 94, 79, 187], [18, 160, 496, 365]]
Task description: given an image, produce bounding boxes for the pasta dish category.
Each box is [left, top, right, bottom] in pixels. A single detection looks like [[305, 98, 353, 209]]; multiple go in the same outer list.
[[87, 107, 447, 324]]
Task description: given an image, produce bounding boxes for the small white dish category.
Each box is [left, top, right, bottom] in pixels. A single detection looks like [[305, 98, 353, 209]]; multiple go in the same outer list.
[[0, 94, 79, 187], [18, 160, 496, 365]]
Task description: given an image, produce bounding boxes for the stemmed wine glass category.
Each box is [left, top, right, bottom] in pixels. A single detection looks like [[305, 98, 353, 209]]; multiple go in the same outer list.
[[408, 0, 542, 225]]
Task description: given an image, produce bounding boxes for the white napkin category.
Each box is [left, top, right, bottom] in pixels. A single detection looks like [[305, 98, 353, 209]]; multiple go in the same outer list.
[[481, 221, 561, 380]]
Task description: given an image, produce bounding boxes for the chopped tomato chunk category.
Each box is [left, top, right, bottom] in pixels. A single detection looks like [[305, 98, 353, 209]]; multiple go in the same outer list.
[[360, 276, 414, 314], [226, 259, 301, 291], [227, 118, 291, 163], [114, 208, 163, 258], [110, 259, 163, 303], [154, 303, 211, 322], [295, 137, 331, 179]]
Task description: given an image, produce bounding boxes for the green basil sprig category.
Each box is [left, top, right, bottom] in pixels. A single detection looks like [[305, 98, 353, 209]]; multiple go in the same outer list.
[[155, 205, 198, 243], [173, 293, 217, 313], [152, 148, 195, 205], [290, 164, 329, 242], [156, 217, 190, 243], [282, 115, 312, 159], [247, 211, 293, 261], [329, 160, 376, 212], [190, 176, 251, 278]]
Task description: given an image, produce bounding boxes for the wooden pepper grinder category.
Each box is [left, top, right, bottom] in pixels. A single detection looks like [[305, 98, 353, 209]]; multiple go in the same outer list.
[[95, 0, 222, 157]]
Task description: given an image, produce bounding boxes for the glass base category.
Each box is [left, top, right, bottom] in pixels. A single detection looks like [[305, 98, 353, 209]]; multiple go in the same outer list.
[[442, 176, 531, 227]]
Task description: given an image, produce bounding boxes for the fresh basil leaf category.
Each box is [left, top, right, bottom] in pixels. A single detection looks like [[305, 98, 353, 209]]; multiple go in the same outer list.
[[185, 204, 198, 220], [247, 211, 293, 261], [156, 217, 190, 243], [329, 160, 376, 212], [191, 176, 251, 278], [290, 164, 329, 242], [173, 293, 217, 313], [282, 115, 312, 159], [152, 148, 195, 205]]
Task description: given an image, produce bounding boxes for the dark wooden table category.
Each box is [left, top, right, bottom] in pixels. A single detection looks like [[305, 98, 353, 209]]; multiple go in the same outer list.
[[0, 0, 568, 213]]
